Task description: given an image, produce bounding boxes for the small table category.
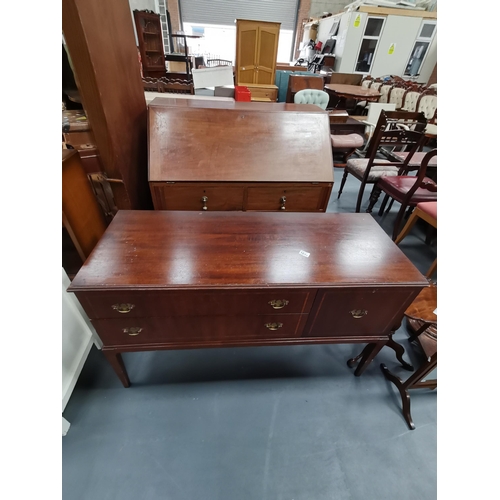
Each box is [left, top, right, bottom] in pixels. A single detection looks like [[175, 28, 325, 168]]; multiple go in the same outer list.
[[324, 84, 381, 109]]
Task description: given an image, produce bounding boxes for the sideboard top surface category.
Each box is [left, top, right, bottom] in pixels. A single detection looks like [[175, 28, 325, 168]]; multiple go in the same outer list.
[[148, 106, 334, 183], [69, 211, 427, 291]]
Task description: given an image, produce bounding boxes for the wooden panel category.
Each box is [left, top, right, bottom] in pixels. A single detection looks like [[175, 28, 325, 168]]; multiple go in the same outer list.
[[62, 0, 152, 210], [305, 288, 419, 337], [358, 6, 437, 18], [256, 25, 280, 85], [246, 84, 278, 101], [62, 150, 107, 261], [149, 183, 244, 211], [148, 107, 333, 183], [237, 23, 258, 84], [92, 314, 307, 346], [69, 211, 428, 291], [286, 75, 324, 103], [245, 186, 331, 212], [76, 289, 316, 319]]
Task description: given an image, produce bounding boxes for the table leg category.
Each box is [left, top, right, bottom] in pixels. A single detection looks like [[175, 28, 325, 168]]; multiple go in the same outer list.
[[354, 339, 387, 376], [103, 350, 131, 388]]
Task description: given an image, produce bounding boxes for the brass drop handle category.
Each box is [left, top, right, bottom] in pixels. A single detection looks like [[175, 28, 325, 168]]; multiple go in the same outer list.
[[123, 327, 142, 336], [280, 196, 286, 210], [268, 299, 289, 309], [201, 196, 208, 210], [265, 322, 283, 331], [112, 303, 135, 314], [350, 309, 368, 319]]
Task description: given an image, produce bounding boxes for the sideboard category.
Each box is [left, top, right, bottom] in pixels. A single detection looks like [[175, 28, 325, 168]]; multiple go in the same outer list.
[[68, 211, 428, 387], [148, 104, 334, 212]]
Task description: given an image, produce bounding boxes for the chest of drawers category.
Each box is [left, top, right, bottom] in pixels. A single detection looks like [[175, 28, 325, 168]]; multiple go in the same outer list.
[[148, 104, 334, 212], [68, 211, 428, 387]]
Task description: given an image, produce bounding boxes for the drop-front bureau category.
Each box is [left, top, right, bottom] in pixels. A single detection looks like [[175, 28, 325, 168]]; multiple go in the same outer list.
[[68, 211, 428, 387], [148, 102, 334, 212]]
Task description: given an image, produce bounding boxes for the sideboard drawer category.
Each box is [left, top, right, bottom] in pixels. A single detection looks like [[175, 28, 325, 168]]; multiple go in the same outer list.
[[150, 183, 244, 211], [305, 288, 419, 337], [76, 289, 316, 319], [245, 186, 330, 212], [93, 314, 308, 346]]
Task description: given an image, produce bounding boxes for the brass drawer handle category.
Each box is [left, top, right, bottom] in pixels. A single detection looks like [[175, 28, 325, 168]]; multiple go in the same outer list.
[[268, 299, 289, 309], [201, 196, 208, 210], [123, 327, 142, 336], [265, 322, 283, 331], [112, 303, 135, 314], [350, 309, 368, 319], [280, 196, 286, 210]]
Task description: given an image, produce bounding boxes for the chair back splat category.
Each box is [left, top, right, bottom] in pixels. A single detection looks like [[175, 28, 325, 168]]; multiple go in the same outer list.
[[294, 89, 330, 110]]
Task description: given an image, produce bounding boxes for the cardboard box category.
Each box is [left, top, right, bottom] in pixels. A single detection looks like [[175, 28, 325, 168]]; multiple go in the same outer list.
[[214, 85, 235, 98]]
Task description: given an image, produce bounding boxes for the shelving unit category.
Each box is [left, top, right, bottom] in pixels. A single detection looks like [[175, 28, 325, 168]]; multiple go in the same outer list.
[[133, 10, 167, 78], [165, 34, 203, 75]]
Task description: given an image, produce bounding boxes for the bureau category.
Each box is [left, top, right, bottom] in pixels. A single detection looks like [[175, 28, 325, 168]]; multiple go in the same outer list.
[[148, 104, 334, 212], [68, 211, 428, 387]]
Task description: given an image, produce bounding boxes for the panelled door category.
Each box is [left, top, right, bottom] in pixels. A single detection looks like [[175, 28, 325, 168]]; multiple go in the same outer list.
[[236, 20, 280, 85]]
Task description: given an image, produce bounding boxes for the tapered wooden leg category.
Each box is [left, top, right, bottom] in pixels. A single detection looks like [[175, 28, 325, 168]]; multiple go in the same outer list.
[[355, 181, 367, 213], [378, 194, 390, 216], [366, 184, 382, 213], [103, 350, 131, 388], [347, 343, 372, 368], [426, 259, 437, 278], [394, 210, 419, 245], [381, 363, 415, 430], [354, 339, 387, 376], [392, 204, 409, 240], [337, 170, 349, 199]]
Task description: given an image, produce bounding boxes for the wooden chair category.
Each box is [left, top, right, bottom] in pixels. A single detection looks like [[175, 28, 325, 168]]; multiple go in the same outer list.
[[395, 201, 437, 278], [368, 149, 437, 240], [337, 110, 426, 213], [388, 84, 408, 110], [377, 83, 393, 103], [206, 59, 233, 67], [380, 283, 437, 430], [416, 88, 437, 142]]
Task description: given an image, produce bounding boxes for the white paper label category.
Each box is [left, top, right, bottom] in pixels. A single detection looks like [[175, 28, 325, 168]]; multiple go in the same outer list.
[[299, 250, 310, 258]]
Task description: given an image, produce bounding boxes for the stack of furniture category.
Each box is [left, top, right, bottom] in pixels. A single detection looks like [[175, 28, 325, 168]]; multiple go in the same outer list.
[[235, 19, 280, 102]]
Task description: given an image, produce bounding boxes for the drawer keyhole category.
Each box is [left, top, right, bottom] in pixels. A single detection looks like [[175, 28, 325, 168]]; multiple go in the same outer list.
[[201, 196, 208, 210], [280, 196, 286, 210]]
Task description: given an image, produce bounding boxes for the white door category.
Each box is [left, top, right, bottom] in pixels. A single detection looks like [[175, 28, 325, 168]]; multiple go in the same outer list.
[[403, 20, 437, 79]]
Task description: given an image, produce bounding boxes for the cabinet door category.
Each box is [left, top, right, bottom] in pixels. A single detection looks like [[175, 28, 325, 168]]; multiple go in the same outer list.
[[237, 21, 259, 84], [255, 25, 280, 85]]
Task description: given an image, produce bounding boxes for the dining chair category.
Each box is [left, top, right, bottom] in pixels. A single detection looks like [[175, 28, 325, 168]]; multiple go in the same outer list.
[[416, 88, 437, 142], [377, 83, 393, 103], [294, 89, 330, 110], [368, 149, 437, 240], [388, 84, 408, 110], [395, 201, 437, 278], [337, 110, 426, 213]]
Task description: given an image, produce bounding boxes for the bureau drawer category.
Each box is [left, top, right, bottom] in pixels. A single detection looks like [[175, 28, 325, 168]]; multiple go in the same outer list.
[[76, 289, 316, 319], [248, 86, 278, 101], [245, 186, 330, 212], [305, 287, 420, 338], [150, 183, 244, 211], [93, 314, 307, 346]]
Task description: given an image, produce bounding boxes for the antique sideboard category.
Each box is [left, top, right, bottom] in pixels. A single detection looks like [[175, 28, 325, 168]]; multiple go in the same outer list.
[[68, 211, 428, 387], [148, 101, 334, 212]]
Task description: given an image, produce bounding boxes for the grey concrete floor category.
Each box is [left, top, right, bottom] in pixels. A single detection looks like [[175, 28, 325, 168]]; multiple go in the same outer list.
[[63, 167, 437, 500]]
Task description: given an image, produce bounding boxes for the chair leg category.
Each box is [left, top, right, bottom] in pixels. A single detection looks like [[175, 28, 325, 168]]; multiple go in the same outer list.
[[392, 204, 408, 240], [426, 258, 437, 278], [366, 184, 382, 213], [385, 198, 395, 214], [355, 181, 367, 213], [337, 170, 349, 199], [394, 210, 419, 245], [378, 194, 390, 216]]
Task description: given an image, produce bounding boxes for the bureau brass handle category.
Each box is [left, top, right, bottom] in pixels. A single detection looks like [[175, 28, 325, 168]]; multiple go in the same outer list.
[[268, 299, 289, 309], [123, 327, 142, 336], [201, 196, 208, 210], [350, 309, 368, 319], [265, 322, 283, 331], [280, 196, 286, 210], [112, 303, 135, 314]]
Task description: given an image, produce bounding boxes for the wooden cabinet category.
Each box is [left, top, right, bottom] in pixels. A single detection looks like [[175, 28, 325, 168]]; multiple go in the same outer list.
[[235, 19, 280, 85], [133, 10, 166, 78], [148, 101, 334, 212], [245, 83, 278, 102], [68, 211, 428, 387]]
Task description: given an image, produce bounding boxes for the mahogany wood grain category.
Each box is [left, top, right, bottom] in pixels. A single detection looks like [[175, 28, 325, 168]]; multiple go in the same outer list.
[[324, 84, 381, 99], [148, 107, 333, 183], [68, 211, 428, 386], [62, 0, 152, 210]]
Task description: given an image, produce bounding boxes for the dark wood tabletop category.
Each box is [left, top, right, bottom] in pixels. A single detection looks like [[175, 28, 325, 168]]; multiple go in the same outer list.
[[149, 97, 325, 113], [69, 211, 427, 291], [324, 84, 381, 99]]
